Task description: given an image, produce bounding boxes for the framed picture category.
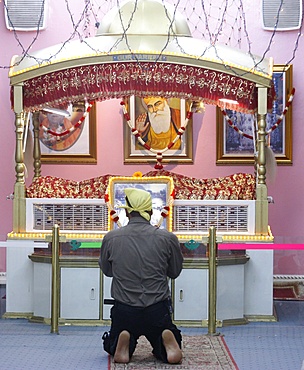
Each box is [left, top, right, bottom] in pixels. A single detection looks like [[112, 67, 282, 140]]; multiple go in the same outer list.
[[107, 175, 174, 231], [216, 64, 293, 165], [123, 96, 193, 164], [39, 101, 97, 164]]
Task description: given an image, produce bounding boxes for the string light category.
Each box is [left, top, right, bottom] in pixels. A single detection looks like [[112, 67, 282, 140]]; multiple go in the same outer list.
[[1, 0, 302, 76]]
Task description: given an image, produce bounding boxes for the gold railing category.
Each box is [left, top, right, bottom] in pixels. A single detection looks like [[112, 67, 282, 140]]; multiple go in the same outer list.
[[48, 225, 221, 333]]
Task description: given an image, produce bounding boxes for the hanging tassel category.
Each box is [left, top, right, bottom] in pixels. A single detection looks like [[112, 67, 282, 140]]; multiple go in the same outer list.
[[154, 152, 163, 170]]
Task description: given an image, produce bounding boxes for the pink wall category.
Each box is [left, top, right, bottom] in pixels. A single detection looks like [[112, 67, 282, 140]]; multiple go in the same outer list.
[[0, 1, 304, 274]]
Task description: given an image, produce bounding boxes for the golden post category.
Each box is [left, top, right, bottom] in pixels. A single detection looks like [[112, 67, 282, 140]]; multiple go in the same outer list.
[[208, 226, 218, 335], [50, 224, 60, 334]]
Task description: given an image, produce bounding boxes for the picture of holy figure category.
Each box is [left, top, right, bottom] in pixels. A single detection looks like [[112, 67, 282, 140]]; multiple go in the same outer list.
[[123, 95, 193, 164], [135, 96, 182, 151]]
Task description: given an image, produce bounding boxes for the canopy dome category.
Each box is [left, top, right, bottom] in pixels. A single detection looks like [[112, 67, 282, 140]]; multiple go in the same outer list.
[[96, 0, 191, 37]]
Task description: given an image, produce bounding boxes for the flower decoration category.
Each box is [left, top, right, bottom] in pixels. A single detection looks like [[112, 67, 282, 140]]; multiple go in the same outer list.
[[110, 209, 120, 223], [132, 171, 143, 178], [104, 193, 122, 228], [156, 190, 175, 228]]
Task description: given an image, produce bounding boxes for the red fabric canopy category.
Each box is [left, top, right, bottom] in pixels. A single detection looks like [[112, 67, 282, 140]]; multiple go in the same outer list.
[[18, 61, 266, 113]]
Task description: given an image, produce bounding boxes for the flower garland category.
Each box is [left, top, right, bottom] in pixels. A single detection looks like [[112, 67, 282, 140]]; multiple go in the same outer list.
[[104, 193, 122, 228], [105, 171, 175, 228], [40, 101, 94, 140], [121, 100, 195, 170], [156, 188, 175, 228], [221, 88, 295, 140]]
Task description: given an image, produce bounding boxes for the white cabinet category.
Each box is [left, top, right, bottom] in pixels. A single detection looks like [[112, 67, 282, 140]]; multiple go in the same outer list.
[[173, 268, 208, 321], [244, 250, 274, 316], [6, 245, 35, 314], [217, 264, 245, 321], [33, 262, 51, 318], [173, 264, 246, 325], [60, 267, 100, 320], [8, 248, 272, 324]]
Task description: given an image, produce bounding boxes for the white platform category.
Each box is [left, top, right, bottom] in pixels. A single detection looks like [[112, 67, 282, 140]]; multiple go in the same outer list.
[[4, 241, 274, 324]]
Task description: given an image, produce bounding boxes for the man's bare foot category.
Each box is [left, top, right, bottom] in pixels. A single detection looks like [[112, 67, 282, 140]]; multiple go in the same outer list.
[[114, 330, 130, 363], [162, 329, 182, 364]]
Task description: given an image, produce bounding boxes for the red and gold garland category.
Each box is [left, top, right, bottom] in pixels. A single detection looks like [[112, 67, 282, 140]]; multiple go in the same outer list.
[[221, 88, 295, 140], [157, 189, 175, 228], [121, 100, 195, 170], [104, 193, 122, 228], [40, 101, 94, 140]]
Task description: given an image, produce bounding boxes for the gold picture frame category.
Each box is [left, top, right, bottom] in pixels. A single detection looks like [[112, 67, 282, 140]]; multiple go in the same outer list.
[[216, 64, 293, 165], [124, 96, 193, 164], [107, 175, 174, 231], [39, 102, 97, 164]]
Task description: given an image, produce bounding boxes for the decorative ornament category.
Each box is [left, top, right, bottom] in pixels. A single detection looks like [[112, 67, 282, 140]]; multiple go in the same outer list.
[[104, 193, 122, 228], [156, 189, 175, 228], [70, 240, 81, 251], [40, 101, 94, 140], [132, 171, 143, 178], [221, 88, 295, 140], [184, 239, 200, 250], [121, 100, 196, 170]]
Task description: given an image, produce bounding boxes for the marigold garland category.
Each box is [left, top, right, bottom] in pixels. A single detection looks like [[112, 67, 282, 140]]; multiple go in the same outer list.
[[221, 88, 295, 140], [40, 101, 94, 139], [121, 100, 195, 170]]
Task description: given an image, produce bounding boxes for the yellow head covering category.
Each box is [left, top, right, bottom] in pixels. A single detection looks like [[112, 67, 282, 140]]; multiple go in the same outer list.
[[119, 188, 152, 221]]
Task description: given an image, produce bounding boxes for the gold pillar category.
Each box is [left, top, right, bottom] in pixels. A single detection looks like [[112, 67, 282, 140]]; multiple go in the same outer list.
[[255, 85, 268, 234], [13, 83, 26, 232], [208, 226, 218, 335], [50, 224, 60, 334], [32, 111, 42, 180]]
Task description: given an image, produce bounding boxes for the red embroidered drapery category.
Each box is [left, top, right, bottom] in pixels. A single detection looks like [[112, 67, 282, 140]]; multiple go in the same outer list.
[[19, 61, 263, 113]]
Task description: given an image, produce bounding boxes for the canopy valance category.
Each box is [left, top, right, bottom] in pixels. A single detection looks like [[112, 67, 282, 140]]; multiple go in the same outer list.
[[14, 59, 267, 113]]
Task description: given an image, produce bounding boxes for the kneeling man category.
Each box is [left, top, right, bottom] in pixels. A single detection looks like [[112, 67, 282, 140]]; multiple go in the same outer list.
[[99, 188, 183, 364]]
